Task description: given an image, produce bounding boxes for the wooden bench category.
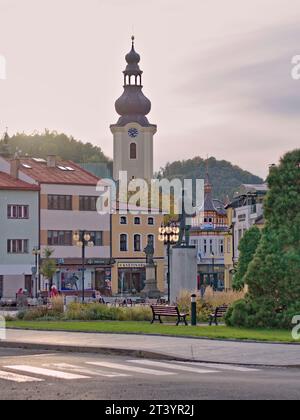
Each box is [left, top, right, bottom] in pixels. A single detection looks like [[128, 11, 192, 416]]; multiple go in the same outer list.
[[151, 305, 188, 326], [209, 305, 229, 326]]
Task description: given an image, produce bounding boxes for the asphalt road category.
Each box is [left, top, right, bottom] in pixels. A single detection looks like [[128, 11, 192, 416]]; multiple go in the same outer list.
[[0, 348, 299, 401]]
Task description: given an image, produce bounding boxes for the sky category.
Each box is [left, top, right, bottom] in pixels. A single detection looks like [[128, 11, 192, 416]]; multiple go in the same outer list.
[[0, 0, 299, 179]]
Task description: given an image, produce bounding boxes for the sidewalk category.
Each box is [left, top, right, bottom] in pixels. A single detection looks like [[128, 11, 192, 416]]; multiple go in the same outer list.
[[1, 329, 300, 367]]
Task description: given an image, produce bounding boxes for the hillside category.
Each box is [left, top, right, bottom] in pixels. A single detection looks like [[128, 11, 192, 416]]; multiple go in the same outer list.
[[0, 131, 111, 164], [157, 157, 264, 200]]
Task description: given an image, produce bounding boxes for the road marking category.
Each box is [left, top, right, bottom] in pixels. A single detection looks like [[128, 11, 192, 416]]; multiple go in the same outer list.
[[177, 362, 260, 372], [45, 363, 129, 378], [0, 370, 44, 383], [129, 360, 218, 374], [4, 365, 90, 380], [86, 361, 176, 376]]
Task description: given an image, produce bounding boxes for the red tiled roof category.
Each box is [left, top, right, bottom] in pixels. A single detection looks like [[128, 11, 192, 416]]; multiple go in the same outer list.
[[16, 158, 102, 186], [0, 171, 40, 191]]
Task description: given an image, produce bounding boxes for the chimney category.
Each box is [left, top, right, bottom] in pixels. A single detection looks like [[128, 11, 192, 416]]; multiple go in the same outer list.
[[10, 157, 20, 179], [47, 155, 57, 168]]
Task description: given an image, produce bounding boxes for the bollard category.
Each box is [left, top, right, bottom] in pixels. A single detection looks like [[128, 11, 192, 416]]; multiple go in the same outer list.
[[191, 294, 197, 326]]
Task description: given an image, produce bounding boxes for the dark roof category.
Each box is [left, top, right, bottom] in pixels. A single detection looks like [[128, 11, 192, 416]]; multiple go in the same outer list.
[[112, 37, 154, 128], [0, 171, 40, 191]]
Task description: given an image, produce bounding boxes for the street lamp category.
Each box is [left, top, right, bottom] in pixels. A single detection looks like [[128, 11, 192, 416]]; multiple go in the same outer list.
[[158, 223, 180, 303], [32, 247, 41, 298], [73, 231, 94, 303]]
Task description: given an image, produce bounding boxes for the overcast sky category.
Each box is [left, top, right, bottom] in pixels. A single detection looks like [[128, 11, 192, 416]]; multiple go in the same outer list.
[[0, 0, 299, 178]]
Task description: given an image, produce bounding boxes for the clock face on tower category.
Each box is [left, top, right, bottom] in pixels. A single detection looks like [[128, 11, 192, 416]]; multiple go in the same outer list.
[[128, 128, 139, 138]]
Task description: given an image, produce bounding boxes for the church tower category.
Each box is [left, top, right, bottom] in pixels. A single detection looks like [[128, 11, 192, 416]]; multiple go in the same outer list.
[[111, 37, 157, 182]]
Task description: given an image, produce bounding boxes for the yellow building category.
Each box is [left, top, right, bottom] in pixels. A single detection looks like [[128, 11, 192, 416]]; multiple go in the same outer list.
[[111, 208, 165, 295]]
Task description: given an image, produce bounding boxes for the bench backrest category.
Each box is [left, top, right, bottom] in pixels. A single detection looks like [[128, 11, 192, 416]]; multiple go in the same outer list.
[[151, 305, 179, 316], [215, 305, 229, 315]]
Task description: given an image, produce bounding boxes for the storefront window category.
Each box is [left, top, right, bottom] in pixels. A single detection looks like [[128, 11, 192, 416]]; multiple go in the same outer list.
[[118, 268, 145, 294]]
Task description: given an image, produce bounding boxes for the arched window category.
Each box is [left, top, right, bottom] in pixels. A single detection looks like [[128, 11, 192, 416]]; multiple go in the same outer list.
[[130, 143, 137, 160], [120, 234, 128, 252], [134, 234, 142, 252], [148, 234, 155, 250]]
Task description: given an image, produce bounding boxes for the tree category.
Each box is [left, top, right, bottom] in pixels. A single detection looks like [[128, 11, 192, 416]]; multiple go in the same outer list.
[[0, 130, 111, 164], [226, 149, 300, 328], [40, 248, 57, 289], [232, 226, 262, 291]]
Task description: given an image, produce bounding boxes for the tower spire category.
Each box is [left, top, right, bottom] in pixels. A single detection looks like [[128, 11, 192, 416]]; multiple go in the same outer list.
[[113, 36, 152, 127]]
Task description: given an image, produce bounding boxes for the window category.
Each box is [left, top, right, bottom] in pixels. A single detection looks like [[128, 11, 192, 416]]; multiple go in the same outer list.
[[148, 217, 154, 226], [7, 205, 29, 219], [120, 216, 127, 225], [210, 239, 213, 254], [120, 234, 128, 252], [148, 234, 155, 250], [48, 231, 73, 246], [130, 143, 137, 160], [219, 239, 224, 256], [134, 234, 142, 252], [80, 231, 103, 247], [79, 196, 98, 211], [134, 217, 141, 225], [48, 195, 72, 210], [7, 239, 29, 254], [204, 239, 207, 255]]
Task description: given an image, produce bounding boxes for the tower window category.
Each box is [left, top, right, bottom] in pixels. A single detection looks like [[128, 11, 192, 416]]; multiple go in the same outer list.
[[130, 143, 137, 160]]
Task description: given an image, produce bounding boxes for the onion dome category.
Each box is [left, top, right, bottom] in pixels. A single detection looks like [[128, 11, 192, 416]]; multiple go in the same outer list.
[[113, 37, 153, 127]]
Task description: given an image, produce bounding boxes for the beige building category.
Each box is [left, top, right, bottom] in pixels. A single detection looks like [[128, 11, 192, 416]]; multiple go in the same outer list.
[[111, 206, 165, 295]]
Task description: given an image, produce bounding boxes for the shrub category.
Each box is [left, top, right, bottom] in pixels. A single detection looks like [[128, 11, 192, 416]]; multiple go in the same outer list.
[[177, 288, 245, 323], [64, 303, 152, 322]]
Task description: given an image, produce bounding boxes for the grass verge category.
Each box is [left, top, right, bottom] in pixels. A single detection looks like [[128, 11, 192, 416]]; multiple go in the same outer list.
[[5, 321, 299, 343]]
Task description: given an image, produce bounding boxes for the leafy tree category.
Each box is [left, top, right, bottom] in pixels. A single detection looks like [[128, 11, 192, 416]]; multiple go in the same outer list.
[[233, 226, 262, 291], [0, 130, 111, 164], [40, 248, 57, 289], [157, 156, 263, 200], [226, 149, 300, 329]]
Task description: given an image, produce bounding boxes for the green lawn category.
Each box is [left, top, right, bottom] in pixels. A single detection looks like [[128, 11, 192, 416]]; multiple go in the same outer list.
[[6, 320, 299, 343]]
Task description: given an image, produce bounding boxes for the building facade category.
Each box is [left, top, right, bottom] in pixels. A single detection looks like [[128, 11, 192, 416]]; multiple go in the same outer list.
[[0, 171, 39, 298], [224, 183, 268, 289], [190, 172, 228, 290], [111, 206, 165, 295], [0, 155, 112, 295]]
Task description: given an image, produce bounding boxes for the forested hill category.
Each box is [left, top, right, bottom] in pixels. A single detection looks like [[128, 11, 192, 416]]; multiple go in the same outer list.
[[157, 157, 264, 200], [0, 131, 111, 164]]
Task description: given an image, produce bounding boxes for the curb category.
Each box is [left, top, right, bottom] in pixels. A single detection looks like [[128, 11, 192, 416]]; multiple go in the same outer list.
[[5, 327, 300, 346], [0, 340, 299, 369]]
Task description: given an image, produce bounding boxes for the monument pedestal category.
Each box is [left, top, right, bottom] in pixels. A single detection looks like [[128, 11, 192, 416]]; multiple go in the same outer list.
[[141, 264, 162, 299], [170, 246, 197, 304]]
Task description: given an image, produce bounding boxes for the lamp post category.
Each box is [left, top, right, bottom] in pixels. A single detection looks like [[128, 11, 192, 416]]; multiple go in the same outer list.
[[73, 231, 94, 303], [32, 247, 41, 298], [158, 223, 180, 303]]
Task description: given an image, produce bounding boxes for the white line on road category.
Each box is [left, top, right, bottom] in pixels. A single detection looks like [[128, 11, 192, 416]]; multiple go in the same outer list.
[[86, 361, 176, 376], [128, 360, 218, 374], [4, 365, 90, 380], [176, 362, 260, 372], [0, 370, 44, 383], [45, 363, 130, 378]]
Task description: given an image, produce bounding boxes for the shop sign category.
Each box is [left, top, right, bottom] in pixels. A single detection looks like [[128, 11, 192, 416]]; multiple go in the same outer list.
[[118, 263, 146, 268]]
